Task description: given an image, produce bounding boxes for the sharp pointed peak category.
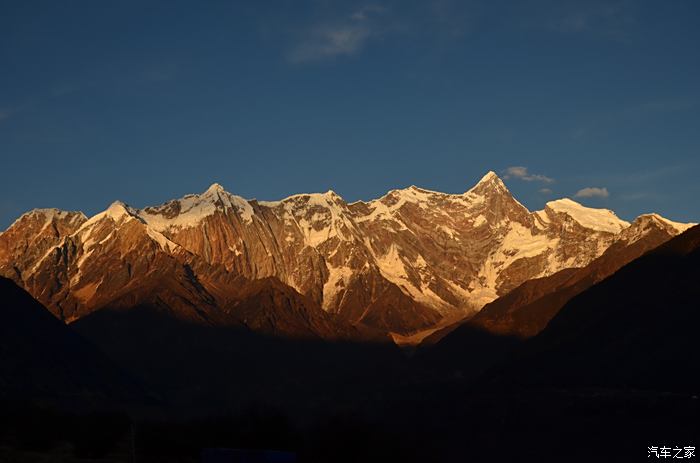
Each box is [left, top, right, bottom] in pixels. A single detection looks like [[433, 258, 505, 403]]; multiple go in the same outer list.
[[466, 170, 508, 194], [104, 200, 137, 219], [479, 171, 501, 182], [204, 182, 226, 194], [107, 200, 128, 209], [78, 200, 137, 230]]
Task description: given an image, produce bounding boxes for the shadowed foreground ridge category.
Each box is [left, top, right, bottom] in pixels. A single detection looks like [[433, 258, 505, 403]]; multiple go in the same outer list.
[[71, 304, 407, 416], [496, 224, 700, 392], [0, 277, 144, 404]]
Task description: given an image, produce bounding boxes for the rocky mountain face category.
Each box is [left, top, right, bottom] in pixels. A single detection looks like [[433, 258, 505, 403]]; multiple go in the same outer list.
[[422, 212, 692, 370], [0, 172, 693, 339]]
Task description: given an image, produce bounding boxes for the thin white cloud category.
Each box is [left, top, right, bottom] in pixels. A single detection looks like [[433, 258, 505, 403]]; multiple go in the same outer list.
[[287, 6, 387, 63], [502, 166, 554, 183], [575, 187, 609, 199], [539, 188, 553, 194]]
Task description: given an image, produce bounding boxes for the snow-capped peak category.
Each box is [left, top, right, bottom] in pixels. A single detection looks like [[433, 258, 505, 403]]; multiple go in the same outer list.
[[106, 200, 131, 213], [204, 182, 226, 195], [84, 201, 136, 226], [638, 213, 696, 234], [479, 170, 500, 183], [466, 171, 508, 195], [5, 208, 86, 231], [259, 189, 346, 208], [545, 198, 629, 233], [22, 208, 68, 219], [139, 184, 256, 231]]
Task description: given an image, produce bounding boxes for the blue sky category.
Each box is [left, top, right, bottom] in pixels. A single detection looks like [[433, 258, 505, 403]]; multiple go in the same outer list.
[[1, 0, 699, 228]]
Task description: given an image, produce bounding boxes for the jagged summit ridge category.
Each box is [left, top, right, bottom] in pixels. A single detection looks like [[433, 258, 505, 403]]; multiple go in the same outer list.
[[0, 171, 694, 339], [140, 183, 255, 230], [1, 208, 87, 237], [638, 213, 695, 233]]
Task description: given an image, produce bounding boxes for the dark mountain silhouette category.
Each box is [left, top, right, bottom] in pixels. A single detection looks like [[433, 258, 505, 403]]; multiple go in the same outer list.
[[491, 224, 700, 393], [72, 303, 405, 415], [0, 276, 144, 405]]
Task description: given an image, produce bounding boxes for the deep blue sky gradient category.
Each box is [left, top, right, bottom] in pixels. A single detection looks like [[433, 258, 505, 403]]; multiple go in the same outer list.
[[1, 0, 699, 228]]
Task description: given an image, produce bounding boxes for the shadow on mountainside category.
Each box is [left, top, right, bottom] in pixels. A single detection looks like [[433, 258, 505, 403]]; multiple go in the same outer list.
[[483, 225, 700, 394], [71, 304, 411, 418], [0, 277, 147, 409]]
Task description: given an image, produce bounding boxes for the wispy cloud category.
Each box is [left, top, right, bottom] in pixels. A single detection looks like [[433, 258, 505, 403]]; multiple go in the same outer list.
[[575, 187, 609, 199], [539, 188, 553, 194], [287, 6, 387, 63], [503, 166, 554, 183]]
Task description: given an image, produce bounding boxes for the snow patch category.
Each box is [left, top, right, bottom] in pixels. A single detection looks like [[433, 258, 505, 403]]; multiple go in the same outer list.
[[546, 198, 629, 233], [79, 201, 136, 232], [473, 215, 487, 227], [140, 185, 255, 231], [146, 227, 179, 253], [3, 208, 86, 233], [261, 191, 357, 248], [374, 245, 455, 312], [322, 264, 354, 311], [645, 213, 696, 234]]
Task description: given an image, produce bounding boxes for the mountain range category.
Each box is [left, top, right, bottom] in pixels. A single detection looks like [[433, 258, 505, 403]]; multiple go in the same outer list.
[[0, 171, 693, 343], [1, 172, 698, 461]]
